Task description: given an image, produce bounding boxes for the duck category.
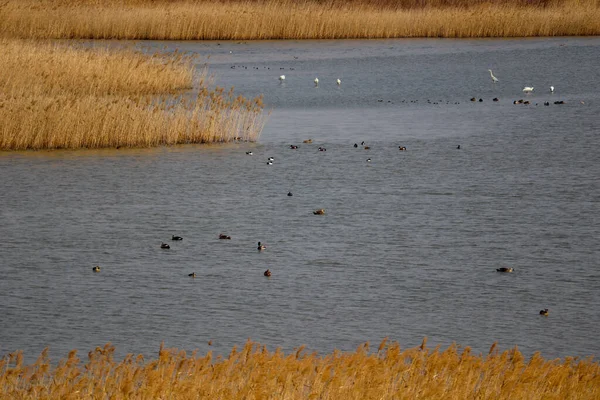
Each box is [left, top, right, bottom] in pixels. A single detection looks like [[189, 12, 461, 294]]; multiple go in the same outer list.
[[399, 146, 406, 151], [219, 233, 232, 240], [245, 151, 253, 155], [366, 158, 371, 162], [554, 100, 565, 104], [303, 139, 313, 144], [92, 266, 101, 272], [264, 269, 272, 277], [313, 209, 325, 215], [470, 97, 476, 102], [354, 143, 358, 148], [364, 146, 371, 150], [496, 267, 514, 273], [493, 97, 499, 102], [257, 242, 266, 250], [523, 86, 534, 93], [161, 243, 170, 249], [318, 147, 326, 151], [361, 141, 365, 145], [188, 272, 196, 278], [513, 99, 523, 104], [290, 145, 299, 149], [544, 102, 550, 106], [457, 145, 461, 149], [539, 309, 549, 316], [287, 192, 293, 196], [172, 235, 183, 241], [267, 161, 273, 165], [478, 98, 483, 102], [268, 157, 274, 161]]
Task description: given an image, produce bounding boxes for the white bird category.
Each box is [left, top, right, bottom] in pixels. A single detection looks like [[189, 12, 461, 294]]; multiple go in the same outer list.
[[336, 78, 341, 85], [279, 75, 285, 82], [314, 77, 319, 87], [550, 86, 554, 93], [523, 86, 534, 93], [488, 69, 499, 83]]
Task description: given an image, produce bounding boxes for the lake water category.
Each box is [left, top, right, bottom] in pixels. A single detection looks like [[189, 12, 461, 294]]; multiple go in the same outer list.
[[1, 38, 599, 363]]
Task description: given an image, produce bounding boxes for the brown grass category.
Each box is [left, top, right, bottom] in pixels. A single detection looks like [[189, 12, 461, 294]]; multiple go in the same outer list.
[[1, 339, 599, 399], [0, 39, 266, 150], [0, 0, 599, 40]]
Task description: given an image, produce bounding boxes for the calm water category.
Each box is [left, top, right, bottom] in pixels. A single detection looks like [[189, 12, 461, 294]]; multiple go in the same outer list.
[[1, 38, 600, 363]]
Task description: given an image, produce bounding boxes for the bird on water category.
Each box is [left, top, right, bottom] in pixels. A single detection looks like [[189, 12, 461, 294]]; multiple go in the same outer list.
[[488, 69, 499, 83]]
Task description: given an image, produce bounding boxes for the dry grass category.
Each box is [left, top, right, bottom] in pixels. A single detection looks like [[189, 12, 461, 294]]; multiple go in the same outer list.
[[1, 339, 599, 399], [0, 40, 266, 150], [0, 0, 599, 39]]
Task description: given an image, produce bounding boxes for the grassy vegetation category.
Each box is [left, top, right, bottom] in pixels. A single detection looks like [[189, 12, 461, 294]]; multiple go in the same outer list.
[[1, 339, 599, 399], [0, 39, 266, 150], [0, 0, 599, 40]]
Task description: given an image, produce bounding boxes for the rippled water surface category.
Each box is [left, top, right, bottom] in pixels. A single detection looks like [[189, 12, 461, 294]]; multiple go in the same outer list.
[[1, 38, 600, 362]]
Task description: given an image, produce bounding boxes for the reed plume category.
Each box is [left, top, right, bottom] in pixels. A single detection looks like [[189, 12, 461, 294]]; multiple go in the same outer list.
[[0, 0, 599, 40], [1, 340, 599, 399], [0, 39, 266, 150]]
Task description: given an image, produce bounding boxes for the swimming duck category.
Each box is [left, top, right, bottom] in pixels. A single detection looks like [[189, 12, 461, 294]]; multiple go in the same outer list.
[[290, 145, 299, 149], [287, 192, 293, 196], [268, 157, 274, 161], [493, 98, 499, 102], [313, 209, 325, 215], [478, 98, 483, 102], [246, 151, 253, 155], [364, 146, 371, 150], [303, 139, 313, 144], [470, 97, 476, 102], [161, 243, 170, 249], [258, 242, 266, 250], [361, 141, 365, 145], [513, 99, 523, 104], [92, 266, 101, 272], [457, 145, 461, 149], [172, 235, 183, 241], [366, 158, 371, 162], [523, 86, 534, 93], [318, 147, 326, 151], [267, 161, 273, 165], [188, 272, 196, 278], [264, 269, 272, 277], [354, 143, 358, 148], [539, 309, 549, 316], [544, 102, 550, 106], [496, 267, 514, 273], [219, 233, 232, 240], [399, 146, 406, 151]]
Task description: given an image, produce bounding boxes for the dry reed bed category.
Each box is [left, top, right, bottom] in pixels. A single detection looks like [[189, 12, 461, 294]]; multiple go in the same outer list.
[[1, 339, 599, 399], [0, 40, 266, 150], [0, 0, 599, 39]]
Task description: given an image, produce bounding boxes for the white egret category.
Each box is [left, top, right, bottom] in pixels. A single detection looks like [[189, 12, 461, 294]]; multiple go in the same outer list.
[[279, 75, 285, 82], [336, 78, 341, 85], [314, 77, 319, 87], [488, 69, 499, 83], [523, 86, 534, 93], [550, 86, 554, 93]]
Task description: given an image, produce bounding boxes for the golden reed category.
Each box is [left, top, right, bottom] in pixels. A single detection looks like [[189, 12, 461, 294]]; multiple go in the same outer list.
[[0, 0, 599, 39], [1, 339, 599, 399], [0, 40, 266, 150]]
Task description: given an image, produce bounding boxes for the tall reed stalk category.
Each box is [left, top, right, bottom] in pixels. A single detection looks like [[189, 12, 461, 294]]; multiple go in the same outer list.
[[1, 340, 599, 399], [0, 40, 266, 150], [1, 0, 599, 39]]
